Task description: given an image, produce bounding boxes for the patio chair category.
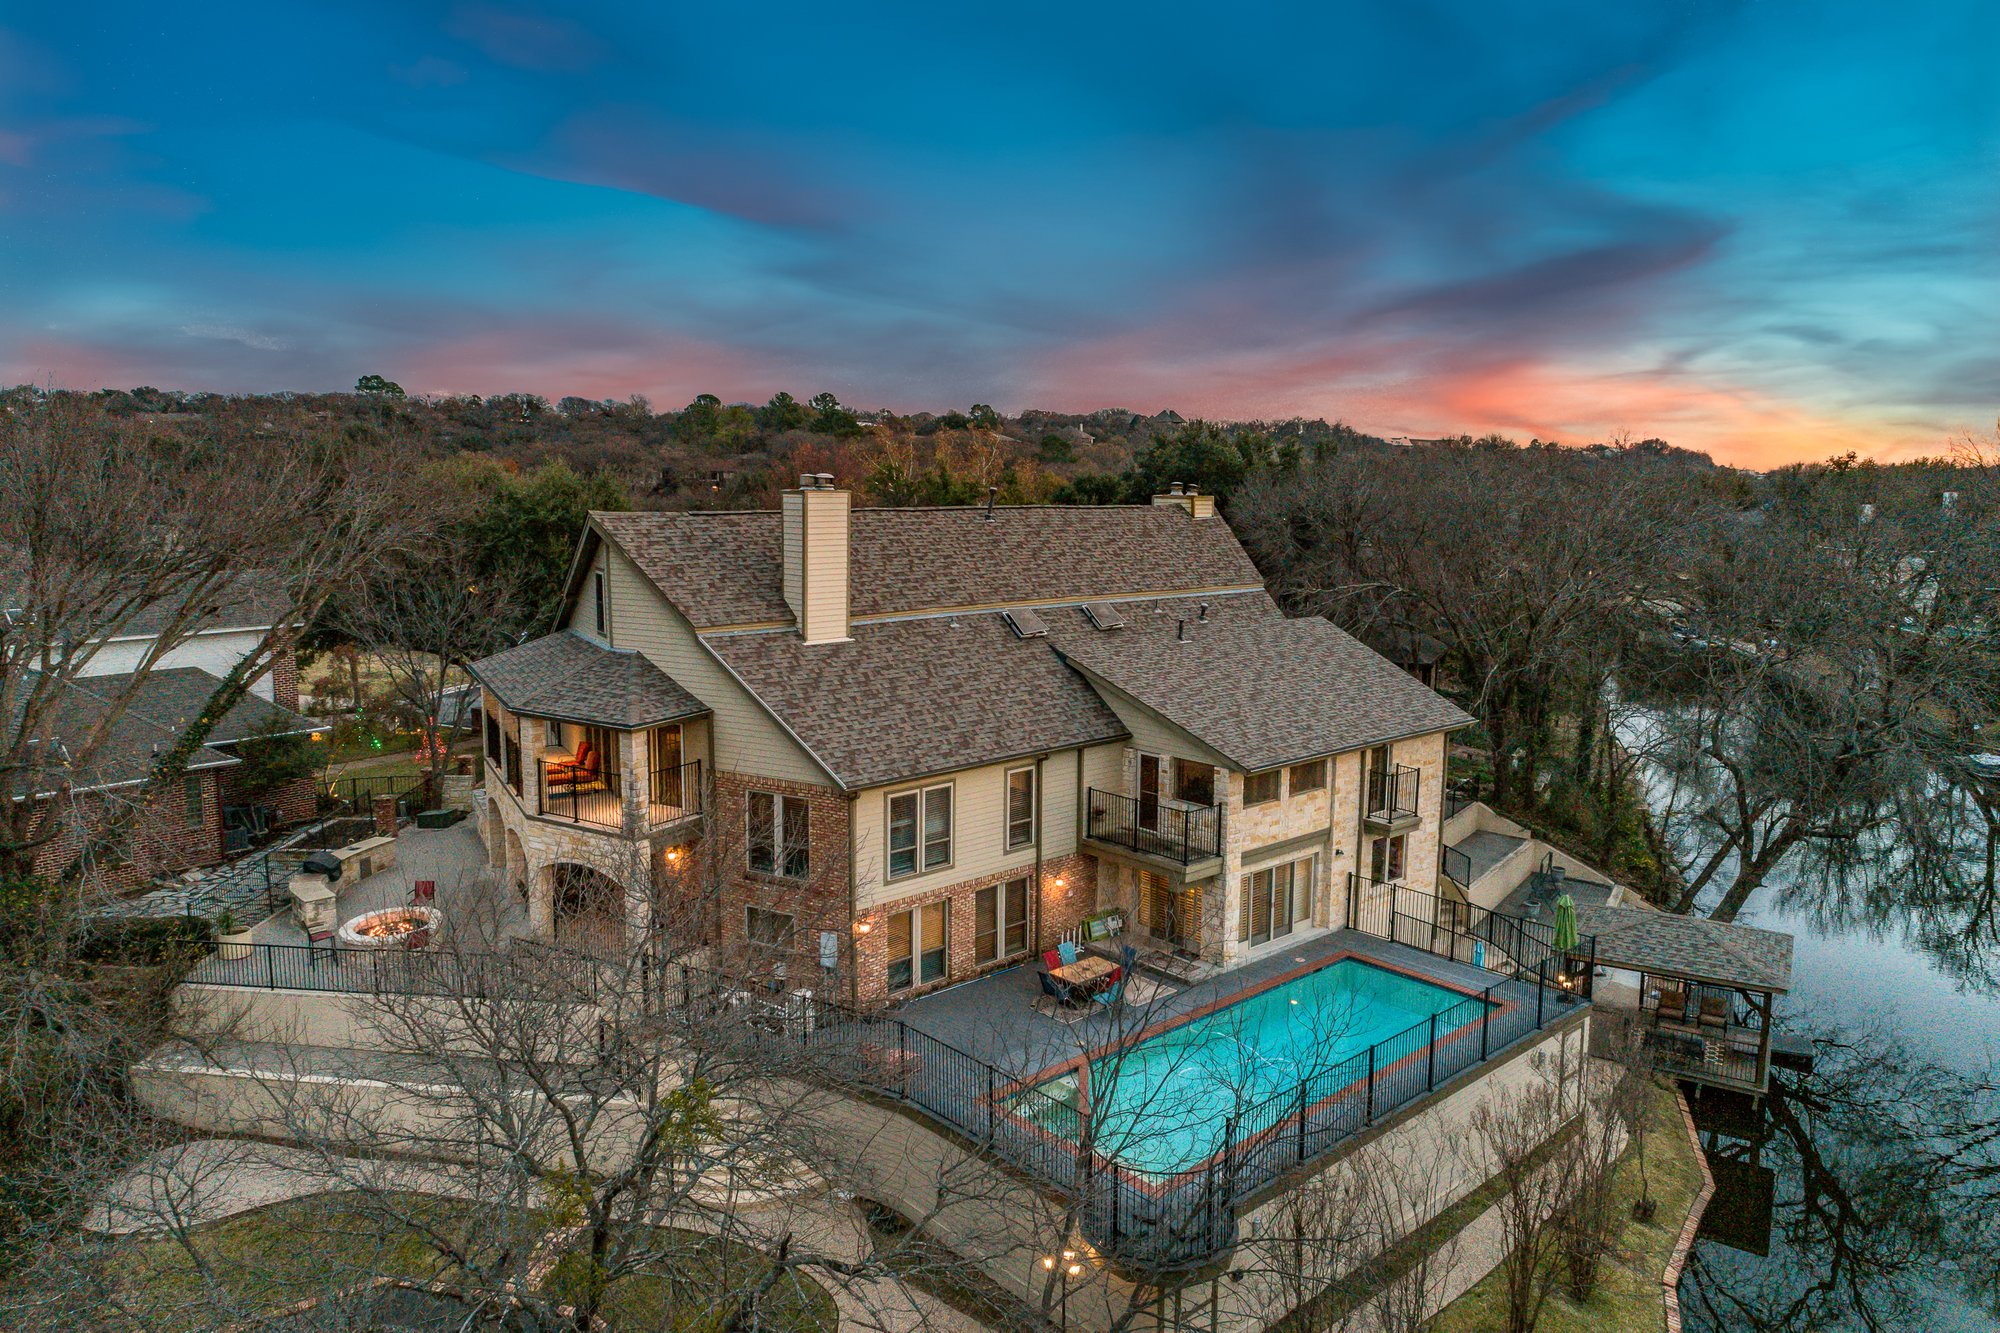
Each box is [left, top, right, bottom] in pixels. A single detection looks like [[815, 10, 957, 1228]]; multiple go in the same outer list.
[[306, 928, 336, 967], [1092, 966, 1126, 1009], [1036, 969, 1076, 1015], [1042, 948, 1065, 972], [1120, 943, 1138, 973], [1058, 940, 1079, 967], [1698, 992, 1730, 1029], [410, 879, 436, 907], [545, 741, 601, 793], [1656, 984, 1690, 1021]]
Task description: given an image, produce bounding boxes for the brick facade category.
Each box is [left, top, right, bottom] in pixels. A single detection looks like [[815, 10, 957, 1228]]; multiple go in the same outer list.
[[710, 769, 854, 993], [849, 849, 1099, 1009], [28, 770, 224, 895], [214, 768, 317, 826]]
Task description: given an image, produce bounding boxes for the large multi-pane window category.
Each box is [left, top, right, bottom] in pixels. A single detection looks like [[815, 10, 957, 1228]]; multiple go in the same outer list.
[[183, 775, 204, 829], [887, 901, 948, 992], [1005, 767, 1036, 849], [1287, 759, 1327, 794], [1243, 769, 1280, 804], [1173, 758, 1216, 807], [748, 791, 810, 879], [1239, 855, 1317, 945], [746, 907, 795, 952], [1369, 834, 1407, 883], [975, 877, 1030, 964], [887, 783, 952, 879]]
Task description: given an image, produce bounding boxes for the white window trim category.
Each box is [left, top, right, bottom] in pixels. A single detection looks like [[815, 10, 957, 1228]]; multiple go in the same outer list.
[[1004, 766, 1036, 850], [885, 781, 954, 881], [975, 876, 1031, 965]]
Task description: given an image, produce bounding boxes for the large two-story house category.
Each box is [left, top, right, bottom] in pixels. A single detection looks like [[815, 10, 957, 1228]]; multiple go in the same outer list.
[[470, 478, 1469, 1005]]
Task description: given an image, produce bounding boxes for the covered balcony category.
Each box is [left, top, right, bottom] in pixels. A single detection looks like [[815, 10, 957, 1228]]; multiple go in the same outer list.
[[470, 630, 712, 842]]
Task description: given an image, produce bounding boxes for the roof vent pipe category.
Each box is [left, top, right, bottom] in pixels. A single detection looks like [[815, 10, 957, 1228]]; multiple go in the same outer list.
[[1176, 618, 1187, 642], [1198, 602, 1210, 622], [1169, 481, 1185, 495], [985, 486, 998, 520], [815, 472, 835, 488], [798, 473, 818, 490]]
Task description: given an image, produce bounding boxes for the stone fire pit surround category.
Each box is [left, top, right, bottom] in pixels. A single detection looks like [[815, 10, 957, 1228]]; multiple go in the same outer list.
[[336, 905, 444, 951]]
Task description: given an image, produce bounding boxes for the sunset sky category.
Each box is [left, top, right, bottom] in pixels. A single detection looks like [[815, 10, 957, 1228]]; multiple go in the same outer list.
[[4, 1, 1997, 467]]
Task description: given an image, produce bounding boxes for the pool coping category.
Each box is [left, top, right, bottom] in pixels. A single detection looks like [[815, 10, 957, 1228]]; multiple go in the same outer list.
[[987, 949, 1524, 1194]]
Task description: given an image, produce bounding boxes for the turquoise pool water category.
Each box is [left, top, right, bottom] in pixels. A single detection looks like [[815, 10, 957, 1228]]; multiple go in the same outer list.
[[1030, 958, 1479, 1177]]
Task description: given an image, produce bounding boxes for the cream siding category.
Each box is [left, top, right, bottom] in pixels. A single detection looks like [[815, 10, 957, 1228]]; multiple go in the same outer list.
[[854, 753, 1081, 912], [597, 539, 830, 787]]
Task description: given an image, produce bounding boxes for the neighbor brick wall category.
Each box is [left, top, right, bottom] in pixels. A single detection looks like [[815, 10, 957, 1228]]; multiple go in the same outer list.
[[215, 768, 317, 826], [28, 770, 224, 896], [268, 648, 301, 713]]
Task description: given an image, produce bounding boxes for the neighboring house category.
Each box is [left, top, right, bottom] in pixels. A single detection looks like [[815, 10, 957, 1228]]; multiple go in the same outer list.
[[23, 667, 319, 891], [471, 477, 1472, 1006], [70, 576, 299, 706]]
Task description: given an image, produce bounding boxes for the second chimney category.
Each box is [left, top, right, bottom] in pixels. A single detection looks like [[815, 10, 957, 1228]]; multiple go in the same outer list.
[[783, 477, 851, 644]]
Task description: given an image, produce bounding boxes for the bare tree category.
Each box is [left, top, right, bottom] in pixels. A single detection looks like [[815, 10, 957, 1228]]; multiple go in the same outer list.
[[0, 394, 422, 889], [335, 531, 526, 804], [1471, 1040, 1584, 1333]]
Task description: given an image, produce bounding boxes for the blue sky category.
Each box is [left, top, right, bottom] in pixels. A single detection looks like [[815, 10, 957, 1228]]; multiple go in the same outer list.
[[3, 1, 1997, 463]]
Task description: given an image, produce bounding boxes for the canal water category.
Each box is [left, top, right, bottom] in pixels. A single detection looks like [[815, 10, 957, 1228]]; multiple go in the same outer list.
[[1677, 874, 2000, 1332]]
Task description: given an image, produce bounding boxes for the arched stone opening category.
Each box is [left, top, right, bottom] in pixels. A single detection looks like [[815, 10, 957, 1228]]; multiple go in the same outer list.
[[549, 862, 628, 956]]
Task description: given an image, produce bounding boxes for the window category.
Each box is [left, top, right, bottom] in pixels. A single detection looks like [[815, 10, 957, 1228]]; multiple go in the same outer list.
[[1173, 758, 1216, 807], [887, 783, 952, 879], [746, 907, 795, 951], [1005, 767, 1036, 849], [1239, 856, 1317, 944], [592, 570, 607, 637], [183, 774, 204, 829], [484, 711, 501, 764], [976, 877, 1030, 964], [749, 791, 811, 878], [1243, 769, 1280, 805], [1287, 759, 1326, 794], [887, 900, 948, 992], [1370, 834, 1407, 883]]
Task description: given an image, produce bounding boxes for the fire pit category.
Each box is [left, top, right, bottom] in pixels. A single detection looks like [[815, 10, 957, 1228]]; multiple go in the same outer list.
[[336, 905, 443, 951]]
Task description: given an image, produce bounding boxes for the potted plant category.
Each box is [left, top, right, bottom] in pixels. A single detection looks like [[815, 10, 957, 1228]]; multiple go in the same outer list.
[[214, 909, 255, 961]]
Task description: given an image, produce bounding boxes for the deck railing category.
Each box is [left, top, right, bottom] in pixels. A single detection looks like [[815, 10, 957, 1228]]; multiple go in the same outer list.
[[1345, 873, 1595, 997], [1085, 788, 1223, 863], [541, 757, 623, 829], [1365, 764, 1421, 821], [648, 758, 704, 828], [1441, 843, 1474, 891], [189, 938, 604, 1002]]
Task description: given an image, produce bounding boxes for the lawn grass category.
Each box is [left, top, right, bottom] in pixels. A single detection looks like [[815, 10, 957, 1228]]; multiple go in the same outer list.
[[1427, 1081, 1704, 1333], [587, 1226, 838, 1333], [99, 1202, 836, 1332], [98, 1191, 515, 1331]]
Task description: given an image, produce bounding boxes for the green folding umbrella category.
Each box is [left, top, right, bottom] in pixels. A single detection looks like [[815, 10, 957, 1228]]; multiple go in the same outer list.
[[1552, 892, 1579, 954]]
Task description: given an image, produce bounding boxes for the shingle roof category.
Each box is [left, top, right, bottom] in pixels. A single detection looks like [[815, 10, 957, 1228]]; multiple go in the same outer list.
[[468, 631, 709, 730], [1573, 906, 1793, 993], [96, 667, 319, 746], [593, 505, 1264, 628], [15, 670, 246, 797], [707, 614, 1128, 789], [1049, 596, 1475, 772]]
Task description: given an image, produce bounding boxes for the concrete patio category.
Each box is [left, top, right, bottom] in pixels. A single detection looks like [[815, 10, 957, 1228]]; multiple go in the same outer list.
[[243, 821, 532, 953]]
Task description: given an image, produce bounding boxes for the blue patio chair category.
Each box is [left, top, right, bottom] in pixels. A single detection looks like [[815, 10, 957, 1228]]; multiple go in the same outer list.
[[1038, 969, 1075, 1013], [1121, 943, 1138, 972], [1094, 968, 1126, 1009], [1058, 940, 1079, 966]]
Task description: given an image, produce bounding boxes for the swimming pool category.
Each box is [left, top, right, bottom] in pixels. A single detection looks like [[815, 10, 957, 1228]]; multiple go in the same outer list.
[[1023, 957, 1487, 1177]]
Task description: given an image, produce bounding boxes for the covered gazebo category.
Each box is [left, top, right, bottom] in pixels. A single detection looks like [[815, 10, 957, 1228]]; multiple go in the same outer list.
[[1575, 906, 1794, 1096]]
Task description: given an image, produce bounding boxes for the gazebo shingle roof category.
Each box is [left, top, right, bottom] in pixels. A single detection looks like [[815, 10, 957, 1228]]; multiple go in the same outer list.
[[1573, 905, 1793, 993]]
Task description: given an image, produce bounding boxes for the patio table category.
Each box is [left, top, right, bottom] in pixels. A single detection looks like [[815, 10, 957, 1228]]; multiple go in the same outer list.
[[1053, 955, 1117, 995]]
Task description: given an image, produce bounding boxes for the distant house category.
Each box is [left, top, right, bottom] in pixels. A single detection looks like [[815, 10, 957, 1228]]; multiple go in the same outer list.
[[14, 577, 319, 890]]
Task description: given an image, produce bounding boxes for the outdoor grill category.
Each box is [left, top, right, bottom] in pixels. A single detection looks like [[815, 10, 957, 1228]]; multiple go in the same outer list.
[[301, 850, 344, 882]]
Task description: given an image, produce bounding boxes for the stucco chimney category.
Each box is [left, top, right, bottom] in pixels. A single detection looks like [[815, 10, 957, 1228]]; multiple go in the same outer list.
[[783, 477, 851, 644]]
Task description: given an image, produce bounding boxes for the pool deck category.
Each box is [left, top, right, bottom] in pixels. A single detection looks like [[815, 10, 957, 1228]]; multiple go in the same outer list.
[[891, 927, 1564, 1081]]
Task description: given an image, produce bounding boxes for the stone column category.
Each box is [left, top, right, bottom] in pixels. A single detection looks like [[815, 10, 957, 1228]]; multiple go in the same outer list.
[[371, 795, 398, 838]]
